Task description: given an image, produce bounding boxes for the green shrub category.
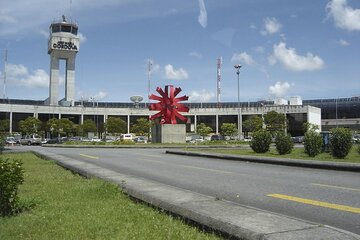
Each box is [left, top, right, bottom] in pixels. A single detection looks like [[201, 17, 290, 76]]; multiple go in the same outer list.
[[112, 140, 135, 145], [250, 129, 272, 153], [0, 157, 24, 216], [275, 132, 294, 155], [330, 128, 353, 159], [304, 130, 323, 157], [358, 144, 360, 155], [0, 134, 5, 154]]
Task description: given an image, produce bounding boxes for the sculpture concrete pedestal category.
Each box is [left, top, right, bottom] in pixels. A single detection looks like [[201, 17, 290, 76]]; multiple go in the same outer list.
[[151, 124, 186, 143]]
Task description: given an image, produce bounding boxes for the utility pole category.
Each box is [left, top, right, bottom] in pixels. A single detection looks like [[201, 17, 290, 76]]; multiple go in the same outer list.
[[3, 49, 7, 99], [216, 57, 222, 108], [147, 58, 152, 108]]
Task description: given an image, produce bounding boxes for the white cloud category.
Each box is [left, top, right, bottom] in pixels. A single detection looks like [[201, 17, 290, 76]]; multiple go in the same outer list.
[[327, 0, 360, 31], [338, 39, 350, 46], [231, 52, 255, 65], [254, 46, 265, 54], [94, 91, 108, 100], [189, 89, 215, 102], [78, 32, 87, 44], [189, 51, 202, 59], [271, 42, 324, 71], [198, 0, 207, 28], [146, 59, 160, 74], [164, 64, 188, 80], [249, 23, 257, 30], [0, 11, 17, 24], [268, 81, 291, 97], [7, 63, 49, 88], [261, 17, 282, 35]]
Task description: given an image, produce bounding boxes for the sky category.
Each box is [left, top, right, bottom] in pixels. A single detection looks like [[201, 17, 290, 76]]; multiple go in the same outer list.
[[0, 0, 359, 103]]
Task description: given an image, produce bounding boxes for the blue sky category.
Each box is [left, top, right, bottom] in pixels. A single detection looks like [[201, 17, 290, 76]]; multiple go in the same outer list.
[[1, 0, 359, 103]]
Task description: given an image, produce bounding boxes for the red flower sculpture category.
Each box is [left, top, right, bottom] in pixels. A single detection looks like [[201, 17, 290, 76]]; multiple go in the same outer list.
[[149, 85, 189, 124]]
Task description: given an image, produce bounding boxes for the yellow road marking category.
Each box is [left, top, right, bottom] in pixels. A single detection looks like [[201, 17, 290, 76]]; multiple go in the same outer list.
[[311, 183, 360, 192], [79, 154, 99, 159], [267, 194, 360, 214]]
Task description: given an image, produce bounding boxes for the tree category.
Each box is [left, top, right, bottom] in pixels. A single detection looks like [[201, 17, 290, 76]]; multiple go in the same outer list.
[[196, 123, 213, 138], [131, 118, 151, 136], [57, 118, 75, 137], [263, 111, 286, 136], [243, 116, 263, 134], [220, 123, 237, 137], [19, 117, 42, 135], [82, 119, 96, 136], [46, 118, 60, 137], [0, 120, 10, 133], [104, 117, 126, 137]]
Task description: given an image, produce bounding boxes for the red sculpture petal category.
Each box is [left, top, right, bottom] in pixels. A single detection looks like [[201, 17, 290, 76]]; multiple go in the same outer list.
[[149, 85, 189, 124]]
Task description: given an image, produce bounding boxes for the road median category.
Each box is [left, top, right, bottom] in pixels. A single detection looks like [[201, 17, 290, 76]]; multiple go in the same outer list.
[[166, 150, 360, 172]]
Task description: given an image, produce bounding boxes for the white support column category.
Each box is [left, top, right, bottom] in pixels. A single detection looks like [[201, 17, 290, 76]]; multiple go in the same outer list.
[[65, 56, 76, 105], [9, 111, 12, 134], [194, 114, 197, 133], [127, 115, 130, 134], [216, 114, 219, 134], [80, 114, 84, 125], [49, 56, 59, 106]]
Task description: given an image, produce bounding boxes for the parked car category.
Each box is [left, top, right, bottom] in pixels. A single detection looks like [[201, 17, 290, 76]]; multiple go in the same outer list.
[[46, 137, 62, 144], [134, 136, 147, 143], [5, 137, 17, 145], [210, 134, 224, 141], [91, 137, 101, 142], [102, 137, 115, 143], [291, 136, 304, 143], [186, 134, 204, 143], [352, 134, 360, 143], [19, 134, 42, 145]]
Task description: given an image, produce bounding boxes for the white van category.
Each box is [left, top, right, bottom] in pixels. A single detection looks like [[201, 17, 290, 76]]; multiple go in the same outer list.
[[120, 134, 133, 141]]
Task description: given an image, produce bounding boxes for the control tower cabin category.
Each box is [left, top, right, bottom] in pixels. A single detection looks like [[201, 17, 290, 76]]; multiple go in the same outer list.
[[47, 15, 79, 106]]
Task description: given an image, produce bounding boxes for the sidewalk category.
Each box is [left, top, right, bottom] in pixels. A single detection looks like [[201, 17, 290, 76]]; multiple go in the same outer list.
[[165, 150, 360, 172], [32, 148, 360, 240]]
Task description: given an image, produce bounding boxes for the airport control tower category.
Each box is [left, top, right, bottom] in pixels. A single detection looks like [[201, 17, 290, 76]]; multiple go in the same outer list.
[[47, 15, 79, 106]]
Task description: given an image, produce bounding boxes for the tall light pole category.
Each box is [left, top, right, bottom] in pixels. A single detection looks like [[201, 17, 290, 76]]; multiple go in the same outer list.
[[234, 64, 243, 140]]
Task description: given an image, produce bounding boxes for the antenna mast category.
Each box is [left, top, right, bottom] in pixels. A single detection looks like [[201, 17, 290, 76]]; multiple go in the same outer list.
[[147, 58, 152, 108], [216, 56, 222, 107], [3, 49, 7, 99]]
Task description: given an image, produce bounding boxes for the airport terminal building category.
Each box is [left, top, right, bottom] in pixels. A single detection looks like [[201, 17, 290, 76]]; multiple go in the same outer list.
[[1, 96, 359, 138]]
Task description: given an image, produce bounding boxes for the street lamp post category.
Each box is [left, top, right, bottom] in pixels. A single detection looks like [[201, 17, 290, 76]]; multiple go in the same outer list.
[[234, 64, 242, 140]]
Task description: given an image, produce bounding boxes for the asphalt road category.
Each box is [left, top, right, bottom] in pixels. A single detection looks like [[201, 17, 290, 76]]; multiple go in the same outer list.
[[28, 146, 360, 234]]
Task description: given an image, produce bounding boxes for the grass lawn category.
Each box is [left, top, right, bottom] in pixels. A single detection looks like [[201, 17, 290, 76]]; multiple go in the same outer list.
[[195, 145, 360, 164], [0, 153, 219, 240]]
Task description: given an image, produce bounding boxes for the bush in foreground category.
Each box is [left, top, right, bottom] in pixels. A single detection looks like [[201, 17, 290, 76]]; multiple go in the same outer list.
[[330, 128, 353, 159], [275, 132, 294, 155], [0, 157, 24, 216], [250, 129, 272, 153], [304, 130, 323, 157]]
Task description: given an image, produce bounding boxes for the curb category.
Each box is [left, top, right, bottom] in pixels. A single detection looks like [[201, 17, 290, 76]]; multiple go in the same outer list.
[[165, 150, 360, 172], [31, 149, 360, 240]]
